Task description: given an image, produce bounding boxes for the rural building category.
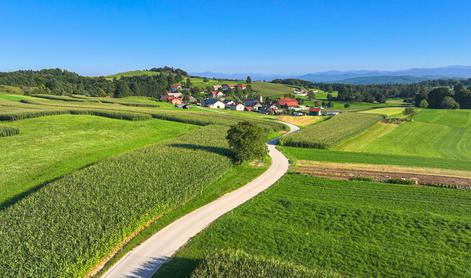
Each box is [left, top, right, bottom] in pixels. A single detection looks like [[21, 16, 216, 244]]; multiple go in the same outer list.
[[226, 103, 245, 111], [212, 84, 222, 91], [259, 103, 282, 115], [211, 91, 225, 98], [235, 84, 247, 90], [245, 106, 254, 112], [309, 107, 322, 116], [170, 84, 182, 92], [169, 97, 183, 105], [204, 99, 225, 109], [278, 97, 299, 108], [167, 91, 183, 98], [222, 84, 235, 91], [244, 100, 262, 111]]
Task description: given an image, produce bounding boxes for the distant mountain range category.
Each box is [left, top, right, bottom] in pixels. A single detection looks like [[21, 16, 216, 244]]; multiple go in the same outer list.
[[191, 65, 471, 85]]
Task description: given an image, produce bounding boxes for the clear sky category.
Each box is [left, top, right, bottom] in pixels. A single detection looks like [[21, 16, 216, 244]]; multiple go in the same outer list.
[[1, 0, 470, 75]]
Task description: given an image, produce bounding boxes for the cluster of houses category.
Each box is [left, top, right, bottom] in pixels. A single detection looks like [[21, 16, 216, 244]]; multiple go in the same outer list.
[[159, 83, 337, 116], [201, 97, 330, 116]]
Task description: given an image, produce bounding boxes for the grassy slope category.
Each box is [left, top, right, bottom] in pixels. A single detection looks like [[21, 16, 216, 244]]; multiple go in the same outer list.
[[0, 115, 194, 207], [337, 109, 471, 161], [105, 70, 160, 80], [251, 82, 294, 97], [157, 174, 471, 278]]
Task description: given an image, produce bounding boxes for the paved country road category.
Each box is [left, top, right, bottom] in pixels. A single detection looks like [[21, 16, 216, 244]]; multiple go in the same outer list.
[[102, 122, 299, 278]]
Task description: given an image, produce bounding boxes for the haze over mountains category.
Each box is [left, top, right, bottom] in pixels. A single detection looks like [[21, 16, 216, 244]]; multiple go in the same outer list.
[[191, 65, 471, 85]]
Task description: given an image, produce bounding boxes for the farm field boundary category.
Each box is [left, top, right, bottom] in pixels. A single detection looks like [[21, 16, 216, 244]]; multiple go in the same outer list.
[[295, 160, 471, 189]]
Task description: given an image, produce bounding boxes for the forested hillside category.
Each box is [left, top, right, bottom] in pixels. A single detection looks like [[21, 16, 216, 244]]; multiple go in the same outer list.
[[0, 67, 188, 98]]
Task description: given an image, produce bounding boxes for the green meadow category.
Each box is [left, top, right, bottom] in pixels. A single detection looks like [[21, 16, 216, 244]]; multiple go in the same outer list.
[[157, 174, 471, 278], [250, 82, 294, 97], [337, 109, 471, 161]]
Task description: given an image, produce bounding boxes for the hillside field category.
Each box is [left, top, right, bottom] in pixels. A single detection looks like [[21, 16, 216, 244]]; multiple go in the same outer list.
[[250, 82, 294, 97], [0, 115, 194, 207], [105, 70, 160, 79], [157, 174, 471, 277], [336, 109, 471, 161]]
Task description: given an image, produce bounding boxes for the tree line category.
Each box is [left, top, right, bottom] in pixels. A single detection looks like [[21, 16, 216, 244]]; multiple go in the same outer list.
[[0, 68, 187, 98], [272, 78, 471, 108]]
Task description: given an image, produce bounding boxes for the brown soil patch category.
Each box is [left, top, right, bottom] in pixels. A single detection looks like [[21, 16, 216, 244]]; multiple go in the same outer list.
[[296, 160, 471, 189], [277, 115, 323, 127]]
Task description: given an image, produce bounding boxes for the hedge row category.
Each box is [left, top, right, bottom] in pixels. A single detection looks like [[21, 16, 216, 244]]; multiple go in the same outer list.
[[0, 126, 20, 137]]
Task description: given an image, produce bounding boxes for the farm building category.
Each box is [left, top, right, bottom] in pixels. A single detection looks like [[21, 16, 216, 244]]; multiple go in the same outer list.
[[211, 91, 225, 98], [222, 84, 235, 91], [244, 100, 263, 111], [204, 99, 225, 109], [212, 84, 222, 91], [309, 107, 322, 116], [167, 91, 183, 98], [226, 103, 245, 111], [235, 84, 247, 90], [169, 97, 183, 105], [278, 97, 299, 108], [170, 84, 182, 92]]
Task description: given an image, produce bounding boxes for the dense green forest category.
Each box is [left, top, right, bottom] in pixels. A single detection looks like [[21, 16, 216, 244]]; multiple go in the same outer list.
[[272, 78, 471, 108], [0, 67, 188, 98]]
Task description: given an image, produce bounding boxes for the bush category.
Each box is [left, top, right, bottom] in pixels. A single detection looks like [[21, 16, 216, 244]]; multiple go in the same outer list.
[[226, 121, 267, 163], [0, 126, 20, 137], [350, 176, 375, 182], [385, 178, 417, 185]]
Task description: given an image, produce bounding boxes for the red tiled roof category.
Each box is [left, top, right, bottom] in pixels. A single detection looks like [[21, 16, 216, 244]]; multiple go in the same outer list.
[[278, 97, 299, 107], [309, 107, 321, 112]]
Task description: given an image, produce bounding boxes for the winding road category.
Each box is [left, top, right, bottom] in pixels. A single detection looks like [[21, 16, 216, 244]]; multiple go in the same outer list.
[[102, 122, 299, 278]]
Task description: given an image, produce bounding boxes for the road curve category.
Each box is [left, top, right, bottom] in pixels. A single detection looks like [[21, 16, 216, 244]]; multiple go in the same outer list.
[[102, 122, 299, 278]]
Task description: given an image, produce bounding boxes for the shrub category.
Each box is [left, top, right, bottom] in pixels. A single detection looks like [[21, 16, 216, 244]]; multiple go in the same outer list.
[[0, 126, 20, 137], [385, 178, 417, 185], [350, 176, 375, 182]]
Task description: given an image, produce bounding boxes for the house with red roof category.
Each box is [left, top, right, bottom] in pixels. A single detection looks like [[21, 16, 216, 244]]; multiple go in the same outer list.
[[170, 84, 182, 92], [278, 97, 299, 108], [309, 107, 322, 116]]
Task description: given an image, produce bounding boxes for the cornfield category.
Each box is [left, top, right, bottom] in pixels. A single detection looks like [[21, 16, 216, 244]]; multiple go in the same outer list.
[[0, 125, 233, 277], [281, 113, 382, 148], [191, 250, 342, 278], [0, 126, 19, 137]]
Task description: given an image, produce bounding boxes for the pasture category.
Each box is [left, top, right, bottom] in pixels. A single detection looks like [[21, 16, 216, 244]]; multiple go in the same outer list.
[[0, 115, 194, 207], [251, 82, 294, 97], [157, 174, 471, 277], [105, 70, 160, 80], [280, 113, 382, 148], [337, 109, 471, 161]]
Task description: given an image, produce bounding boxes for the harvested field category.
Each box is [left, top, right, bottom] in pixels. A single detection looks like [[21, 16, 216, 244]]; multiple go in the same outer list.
[[276, 115, 323, 127], [296, 160, 471, 189]]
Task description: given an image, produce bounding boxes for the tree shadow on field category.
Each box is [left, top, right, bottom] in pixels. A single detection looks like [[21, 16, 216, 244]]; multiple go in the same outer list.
[[153, 256, 202, 278], [169, 143, 235, 160]]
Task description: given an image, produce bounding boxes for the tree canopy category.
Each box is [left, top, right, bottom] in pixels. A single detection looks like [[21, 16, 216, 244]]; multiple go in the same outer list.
[[226, 121, 267, 163]]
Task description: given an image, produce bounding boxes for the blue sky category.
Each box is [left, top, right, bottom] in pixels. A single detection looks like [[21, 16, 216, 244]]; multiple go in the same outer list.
[[1, 0, 470, 75]]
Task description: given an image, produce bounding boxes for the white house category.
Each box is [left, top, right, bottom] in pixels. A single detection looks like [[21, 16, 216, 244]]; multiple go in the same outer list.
[[227, 103, 245, 111], [204, 99, 225, 109]]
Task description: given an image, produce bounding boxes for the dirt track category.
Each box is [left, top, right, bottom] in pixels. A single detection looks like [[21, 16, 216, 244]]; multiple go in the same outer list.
[[296, 160, 471, 189]]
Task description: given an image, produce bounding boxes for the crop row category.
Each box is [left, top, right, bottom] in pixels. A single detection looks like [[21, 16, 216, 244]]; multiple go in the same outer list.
[[190, 250, 341, 278], [281, 113, 382, 148], [0, 126, 19, 137], [0, 125, 233, 277], [0, 108, 152, 121]]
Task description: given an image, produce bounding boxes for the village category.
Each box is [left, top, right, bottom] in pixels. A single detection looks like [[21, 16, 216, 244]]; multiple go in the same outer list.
[[159, 83, 340, 116]]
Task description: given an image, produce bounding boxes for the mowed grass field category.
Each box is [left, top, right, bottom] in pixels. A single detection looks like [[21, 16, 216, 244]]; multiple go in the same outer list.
[[336, 109, 471, 161], [0, 115, 195, 207], [157, 174, 471, 277], [250, 82, 294, 97]]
